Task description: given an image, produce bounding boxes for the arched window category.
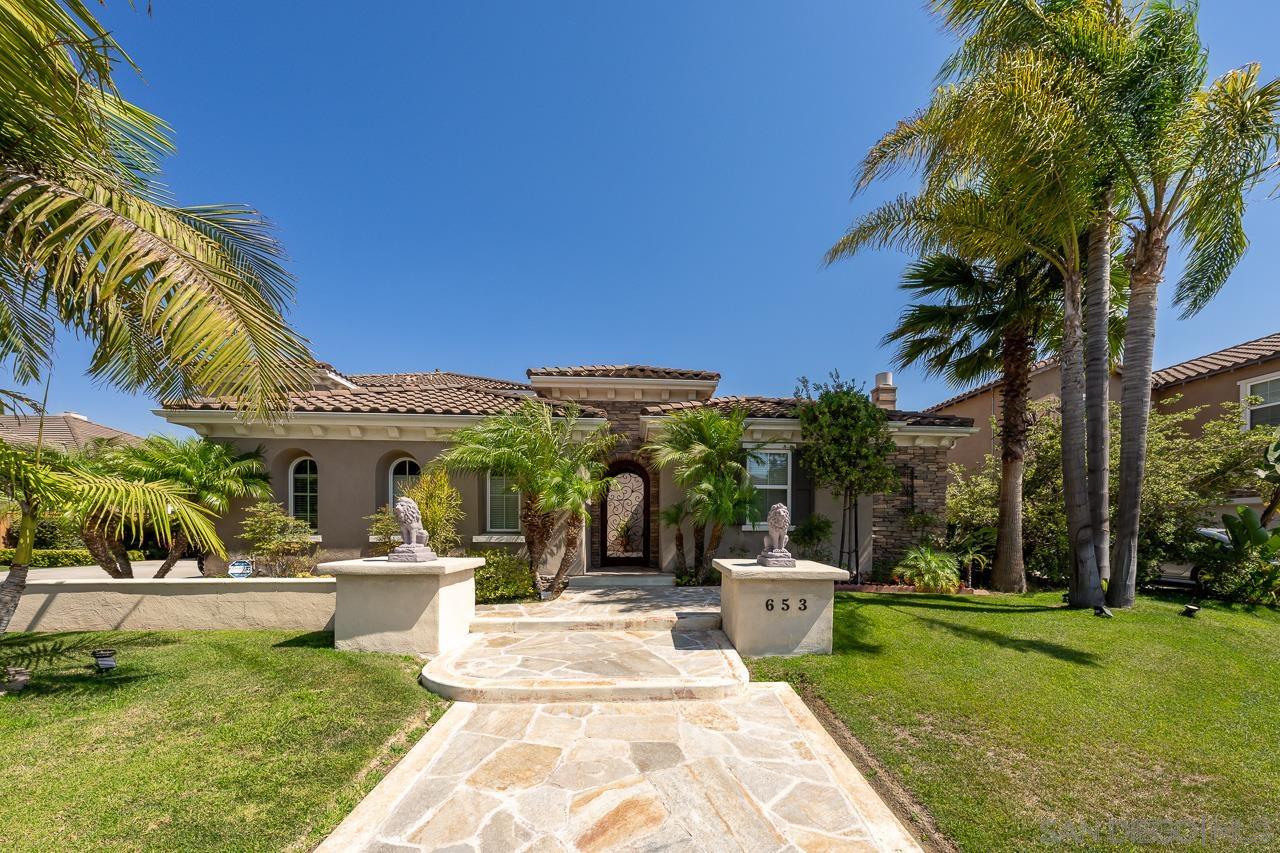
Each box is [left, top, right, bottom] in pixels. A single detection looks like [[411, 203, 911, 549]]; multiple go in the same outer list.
[[388, 457, 421, 504], [289, 457, 319, 529]]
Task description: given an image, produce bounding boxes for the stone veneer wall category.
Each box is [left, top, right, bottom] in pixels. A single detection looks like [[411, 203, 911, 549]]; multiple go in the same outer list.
[[870, 445, 950, 575], [580, 399, 661, 569]]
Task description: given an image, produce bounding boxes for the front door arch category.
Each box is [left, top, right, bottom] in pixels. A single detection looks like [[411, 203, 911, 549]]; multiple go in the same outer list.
[[600, 460, 650, 567]]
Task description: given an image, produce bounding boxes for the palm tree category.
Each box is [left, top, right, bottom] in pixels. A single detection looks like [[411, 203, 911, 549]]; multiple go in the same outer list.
[[0, 437, 221, 632], [884, 253, 1060, 592], [0, 1, 310, 623], [644, 408, 757, 584], [439, 400, 616, 598], [111, 437, 271, 576]]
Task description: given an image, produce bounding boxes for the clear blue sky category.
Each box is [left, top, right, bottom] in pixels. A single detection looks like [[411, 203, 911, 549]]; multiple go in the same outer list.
[[22, 1, 1280, 436]]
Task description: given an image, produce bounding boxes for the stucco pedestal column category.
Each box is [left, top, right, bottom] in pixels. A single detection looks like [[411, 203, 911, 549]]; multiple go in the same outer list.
[[319, 557, 483, 655], [713, 559, 850, 656]]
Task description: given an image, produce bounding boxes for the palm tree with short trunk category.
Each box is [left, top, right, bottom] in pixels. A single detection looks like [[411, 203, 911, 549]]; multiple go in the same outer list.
[[645, 407, 757, 584], [439, 399, 616, 598], [884, 253, 1061, 593], [111, 437, 271, 576]]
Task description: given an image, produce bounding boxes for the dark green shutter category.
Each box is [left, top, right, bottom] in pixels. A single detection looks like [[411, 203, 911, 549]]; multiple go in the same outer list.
[[791, 453, 813, 525]]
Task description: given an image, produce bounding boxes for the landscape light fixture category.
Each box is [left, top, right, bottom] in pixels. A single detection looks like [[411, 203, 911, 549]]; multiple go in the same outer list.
[[90, 649, 117, 673], [1182, 604, 1200, 618]]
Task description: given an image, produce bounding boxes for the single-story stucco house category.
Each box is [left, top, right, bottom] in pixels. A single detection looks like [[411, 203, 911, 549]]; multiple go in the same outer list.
[[159, 365, 975, 578]]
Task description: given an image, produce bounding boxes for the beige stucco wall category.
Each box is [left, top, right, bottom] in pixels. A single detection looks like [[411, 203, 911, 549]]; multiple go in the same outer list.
[[9, 578, 336, 632], [217, 437, 505, 561], [936, 367, 1123, 470]]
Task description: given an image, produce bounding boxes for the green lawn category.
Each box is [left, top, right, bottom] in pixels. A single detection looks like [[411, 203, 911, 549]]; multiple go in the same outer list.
[[0, 630, 446, 852], [750, 592, 1280, 852]]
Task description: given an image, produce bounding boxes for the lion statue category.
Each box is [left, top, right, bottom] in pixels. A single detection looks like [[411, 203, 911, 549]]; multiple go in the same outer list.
[[757, 502, 796, 567], [389, 496, 435, 561]]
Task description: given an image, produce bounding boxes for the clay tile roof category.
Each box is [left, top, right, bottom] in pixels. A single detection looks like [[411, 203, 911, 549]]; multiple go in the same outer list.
[[1151, 332, 1280, 389], [0, 413, 139, 451], [346, 370, 531, 391], [526, 365, 720, 382], [172, 386, 604, 419], [643, 396, 974, 427]]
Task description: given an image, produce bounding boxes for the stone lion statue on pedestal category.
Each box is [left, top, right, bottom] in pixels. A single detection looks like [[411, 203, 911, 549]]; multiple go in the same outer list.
[[388, 496, 437, 562], [757, 502, 796, 567]]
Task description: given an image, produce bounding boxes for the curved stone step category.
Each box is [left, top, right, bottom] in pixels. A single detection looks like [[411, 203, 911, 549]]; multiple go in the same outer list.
[[420, 629, 749, 703], [471, 587, 721, 633]]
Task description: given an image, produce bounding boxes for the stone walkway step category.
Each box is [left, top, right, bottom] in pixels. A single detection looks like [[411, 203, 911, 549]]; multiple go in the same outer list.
[[567, 571, 676, 589], [319, 683, 923, 852], [421, 630, 749, 703], [472, 587, 721, 633]]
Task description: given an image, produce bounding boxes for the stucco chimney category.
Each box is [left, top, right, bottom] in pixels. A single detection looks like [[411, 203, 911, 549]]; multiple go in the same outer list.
[[871, 371, 897, 410]]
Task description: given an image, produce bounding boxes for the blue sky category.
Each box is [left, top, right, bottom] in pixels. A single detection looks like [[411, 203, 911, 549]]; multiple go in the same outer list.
[[23, 1, 1280, 436]]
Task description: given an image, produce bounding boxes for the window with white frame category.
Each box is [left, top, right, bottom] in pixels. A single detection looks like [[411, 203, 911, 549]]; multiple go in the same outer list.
[[1244, 374, 1280, 429], [487, 473, 521, 532], [746, 448, 790, 528], [289, 457, 318, 529], [388, 457, 421, 504]]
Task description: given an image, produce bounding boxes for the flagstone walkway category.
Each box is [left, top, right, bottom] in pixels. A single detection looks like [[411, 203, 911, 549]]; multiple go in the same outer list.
[[320, 586, 923, 852]]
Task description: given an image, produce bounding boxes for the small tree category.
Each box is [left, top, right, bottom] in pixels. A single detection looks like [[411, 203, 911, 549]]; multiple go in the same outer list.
[[1258, 431, 1280, 527], [239, 501, 314, 577], [366, 466, 464, 557], [795, 372, 899, 582]]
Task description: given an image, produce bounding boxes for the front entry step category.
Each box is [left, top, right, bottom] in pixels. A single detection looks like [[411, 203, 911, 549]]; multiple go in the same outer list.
[[471, 587, 721, 633], [568, 571, 675, 589], [420, 629, 749, 702]]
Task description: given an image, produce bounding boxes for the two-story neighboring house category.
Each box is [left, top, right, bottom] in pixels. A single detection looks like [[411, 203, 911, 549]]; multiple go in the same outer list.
[[928, 331, 1280, 519], [159, 365, 975, 578]]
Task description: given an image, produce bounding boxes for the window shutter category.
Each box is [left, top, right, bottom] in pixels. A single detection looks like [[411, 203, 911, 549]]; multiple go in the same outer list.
[[791, 454, 813, 525]]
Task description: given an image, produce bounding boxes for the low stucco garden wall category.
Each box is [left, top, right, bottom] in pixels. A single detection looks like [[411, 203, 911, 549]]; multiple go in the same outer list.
[[9, 578, 336, 632]]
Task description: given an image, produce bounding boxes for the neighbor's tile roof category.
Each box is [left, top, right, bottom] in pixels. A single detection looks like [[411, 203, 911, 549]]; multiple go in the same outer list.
[[1151, 332, 1280, 389], [174, 385, 606, 418], [644, 396, 974, 427], [0, 413, 139, 451], [527, 365, 721, 382], [346, 370, 531, 391]]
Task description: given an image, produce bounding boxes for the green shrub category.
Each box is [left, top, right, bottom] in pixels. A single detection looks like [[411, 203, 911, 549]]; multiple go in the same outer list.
[[0, 548, 143, 568], [790, 513, 833, 563], [895, 545, 961, 593], [469, 549, 537, 603]]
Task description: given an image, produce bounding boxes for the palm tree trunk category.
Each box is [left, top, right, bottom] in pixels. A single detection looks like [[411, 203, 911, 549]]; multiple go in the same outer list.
[[153, 532, 189, 579], [1109, 243, 1166, 608], [705, 522, 725, 576], [0, 508, 37, 634], [993, 328, 1032, 593], [82, 521, 126, 579], [520, 498, 549, 591], [1085, 204, 1113, 585], [1062, 269, 1105, 608], [692, 522, 706, 584], [107, 536, 134, 578], [671, 523, 687, 578], [545, 513, 580, 598]]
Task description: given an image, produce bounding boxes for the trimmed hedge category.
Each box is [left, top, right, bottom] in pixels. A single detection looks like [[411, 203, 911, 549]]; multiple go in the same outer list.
[[1, 548, 146, 568]]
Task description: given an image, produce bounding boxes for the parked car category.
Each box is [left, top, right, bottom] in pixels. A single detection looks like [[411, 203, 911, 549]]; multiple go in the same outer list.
[[227, 559, 254, 579]]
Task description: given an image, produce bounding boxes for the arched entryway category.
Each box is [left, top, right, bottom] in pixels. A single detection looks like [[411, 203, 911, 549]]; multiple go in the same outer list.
[[599, 460, 651, 567]]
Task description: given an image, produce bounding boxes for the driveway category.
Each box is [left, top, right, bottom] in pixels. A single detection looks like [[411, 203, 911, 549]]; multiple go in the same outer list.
[[0, 558, 203, 580]]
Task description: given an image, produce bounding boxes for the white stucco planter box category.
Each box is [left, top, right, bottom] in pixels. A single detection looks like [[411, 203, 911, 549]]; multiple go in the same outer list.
[[713, 559, 850, 657], [320, 556, 483, 655]]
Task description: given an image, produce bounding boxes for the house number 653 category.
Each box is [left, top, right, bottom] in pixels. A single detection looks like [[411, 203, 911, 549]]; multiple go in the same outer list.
[[764, 598, 807, 612]]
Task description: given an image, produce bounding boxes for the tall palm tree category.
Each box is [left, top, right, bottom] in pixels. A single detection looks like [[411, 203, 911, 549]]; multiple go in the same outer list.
[[0, 1, 310, 621], [0, 437, 221, 632], [644, 407, 757, 584], [439, 400, 616, 598], [885, 253, 1060, 592], [111, 437, 271, 576]]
